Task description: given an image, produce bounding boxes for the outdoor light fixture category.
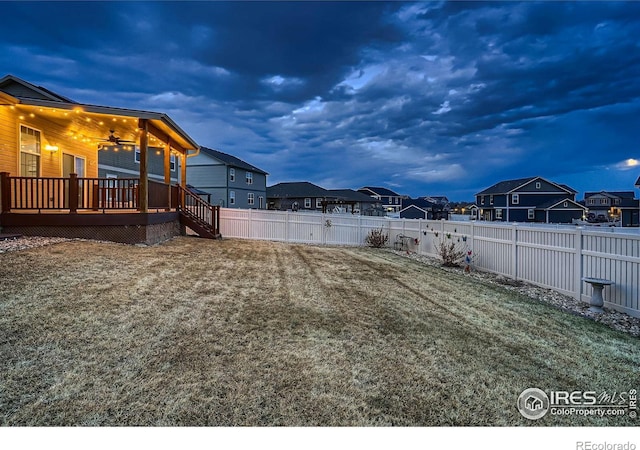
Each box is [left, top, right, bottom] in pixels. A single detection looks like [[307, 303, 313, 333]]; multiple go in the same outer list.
[[45, 144, 59, 152]]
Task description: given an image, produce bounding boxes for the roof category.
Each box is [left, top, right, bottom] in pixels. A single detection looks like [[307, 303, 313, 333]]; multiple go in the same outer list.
[[539, 199, 588, 210], [199, 147, 268, 175], [267, 182, 330, 198], [0, 74, 199, 152], [476, 176, 575, 196], [328, 189, 377, 203], [403, 197, 436, 209], [359, 186, 401, 197], [584, 191, 636, 199]]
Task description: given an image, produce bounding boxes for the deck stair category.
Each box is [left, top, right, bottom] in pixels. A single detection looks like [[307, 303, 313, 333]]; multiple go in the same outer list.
[[177, 185, 221, 239]]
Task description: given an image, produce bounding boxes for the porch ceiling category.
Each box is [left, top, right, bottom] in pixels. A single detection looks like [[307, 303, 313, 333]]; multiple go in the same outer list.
[[11, 98, 198, 155]]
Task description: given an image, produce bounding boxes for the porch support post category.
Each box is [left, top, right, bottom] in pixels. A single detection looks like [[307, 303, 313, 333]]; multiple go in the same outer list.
[[164, 141, 171, 211], [138, 119, 149, 213], [179, 152, 187, 209], [1, 171, 11, 213]]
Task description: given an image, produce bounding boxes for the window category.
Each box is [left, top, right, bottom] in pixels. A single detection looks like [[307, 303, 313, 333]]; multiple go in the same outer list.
[[489, 195, 494, 205], [563, 201, 568, 208], [535, 182, 541, 189], [316, 198, 323, 209], [512, 194, 519, 205], [304, 198, 311, 208], [495, 208, 503, 219], [258, 196, 264, 209], [229, 168, 235, 182], [394, 197, 399, 204], [20, 125, 41, 177], [614, 198, 621, 205], [480, 196, 485, 205], [170, 155, 176, 171], [248, 192, 254, 206], [600, 198, 608, 205], [588, 198, 595, 205], [246, 171, 253, 185], [135, 148, 140, 163], [528, 209, 535, 220], [229, 191, 235, 205]]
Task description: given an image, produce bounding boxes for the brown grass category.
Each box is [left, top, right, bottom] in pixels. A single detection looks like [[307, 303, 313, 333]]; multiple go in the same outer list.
[[0, 237, 638, 426]]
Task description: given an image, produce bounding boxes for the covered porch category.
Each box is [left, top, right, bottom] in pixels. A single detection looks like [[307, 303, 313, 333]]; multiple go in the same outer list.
[[0, 76, 220, 243]]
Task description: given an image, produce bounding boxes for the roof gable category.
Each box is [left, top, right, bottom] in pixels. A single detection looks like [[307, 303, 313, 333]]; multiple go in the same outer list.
[[359, 186, 401, 197], [199, 147, 267, 174], [267, 182, 330, 198], [543, 199, 587, 211], [476, 176, 575, 196], [0, 75, 75, 103]]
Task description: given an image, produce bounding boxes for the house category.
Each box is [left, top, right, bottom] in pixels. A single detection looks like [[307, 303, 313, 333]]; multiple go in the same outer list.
[[267, 181, 330, 211], [400, 197, 448, 220], [325, 189, 379, 214], [0, 74, 220, 243], [186, 146, 268, 209], [357, 186, 405, 212], [475, 176, 586, 223], [583, 191, 639, 227]]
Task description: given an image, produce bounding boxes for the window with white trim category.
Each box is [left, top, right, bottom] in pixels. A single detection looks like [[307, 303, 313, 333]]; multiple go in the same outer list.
[[528, 209, 535, 220], [246, 171, 253, 185], [489, 195, 494, 205], [229, 190, 235, 205], [135, 147, 140, 163], [480, 196, 485, 205], [170, 154, 176, 171], [512, 194, 519, 205], [563, 201, 568, 208], [19, 125, 41, 177], [248, 192, 254, 206], [588, 198, 595, 205], [495, 208, 502, 219], [535, 182, 541, 189], [316, 198, 323, 208], [229, 168, 235, 182], [304, 198, 311, 208]]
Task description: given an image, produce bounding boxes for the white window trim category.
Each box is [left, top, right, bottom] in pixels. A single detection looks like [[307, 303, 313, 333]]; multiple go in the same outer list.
[[19, 124, 42, 177], [229, 168, 235, 182], [528, 209, 535, 220], [170, 154, 176, 171], [248, 192, 255, 205], [229, 190, 236, 205], [246, 171, 253, 185], [316, 198, 323, 208], [304, 198, 312, 208], [135, 147, 140, 164], [512, 193, 519, 205], [489, 195, 494, 205], [495, 208, 502, 219], [535, 182, 541, 189]]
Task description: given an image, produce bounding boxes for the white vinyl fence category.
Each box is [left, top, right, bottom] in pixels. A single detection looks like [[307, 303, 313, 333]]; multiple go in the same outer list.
[[219, 208, 640, 318]]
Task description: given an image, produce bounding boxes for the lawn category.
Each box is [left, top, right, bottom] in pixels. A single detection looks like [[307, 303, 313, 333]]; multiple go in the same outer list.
[[0, 237, 637, 426]]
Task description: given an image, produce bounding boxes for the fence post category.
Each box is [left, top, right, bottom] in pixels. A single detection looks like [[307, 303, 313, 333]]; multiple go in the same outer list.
[[574, 227, 583, 301], [511, 223, 518, 280], [248, 208, 253, 239], [69, 173, 78, 213], [0, 172, 11, 213]]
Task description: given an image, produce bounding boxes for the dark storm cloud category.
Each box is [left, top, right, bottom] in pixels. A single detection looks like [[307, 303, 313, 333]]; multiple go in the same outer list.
[[1, 1, 639, 199]]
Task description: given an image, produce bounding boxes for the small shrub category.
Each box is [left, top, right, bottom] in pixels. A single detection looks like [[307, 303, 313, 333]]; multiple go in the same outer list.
[[435, 237, 468, 267], [365, 228, 389, 248]]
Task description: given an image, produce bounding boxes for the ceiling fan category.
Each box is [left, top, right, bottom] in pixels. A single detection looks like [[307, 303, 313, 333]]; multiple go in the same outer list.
[[97, 129, 136, 146]]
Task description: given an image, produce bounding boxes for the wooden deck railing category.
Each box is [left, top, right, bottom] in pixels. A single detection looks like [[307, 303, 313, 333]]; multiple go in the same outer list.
[[177, 184, 220, 235], [0, 172, 175, 213]]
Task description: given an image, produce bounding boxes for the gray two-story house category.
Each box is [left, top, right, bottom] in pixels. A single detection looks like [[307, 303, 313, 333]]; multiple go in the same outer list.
[[476, 176, 586, 223], [98, 144, 178, 183], [186, 147, 268, 209]]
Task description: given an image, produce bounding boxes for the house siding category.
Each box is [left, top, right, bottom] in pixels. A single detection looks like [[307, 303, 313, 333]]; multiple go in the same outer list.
[[187, 164, 227, 189], [1, 107, 98, 177], [98, 146, 177, 181]]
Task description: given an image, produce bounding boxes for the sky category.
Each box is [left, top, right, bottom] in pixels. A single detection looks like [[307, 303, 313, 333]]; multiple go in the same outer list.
[[1, 1, 640, 201]]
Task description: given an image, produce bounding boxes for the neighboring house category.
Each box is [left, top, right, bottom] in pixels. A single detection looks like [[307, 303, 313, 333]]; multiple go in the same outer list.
[[0, 74, 220, 243], [98, 142, 178, 184], [358, 186, 405, 212], [186, 146, 268, 209], [325, 189, 379, 214], [267, 181, 330, 211], [583, 191, 639, 227], [400, 198, 447, 220], [476, 176, 586, 223]]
